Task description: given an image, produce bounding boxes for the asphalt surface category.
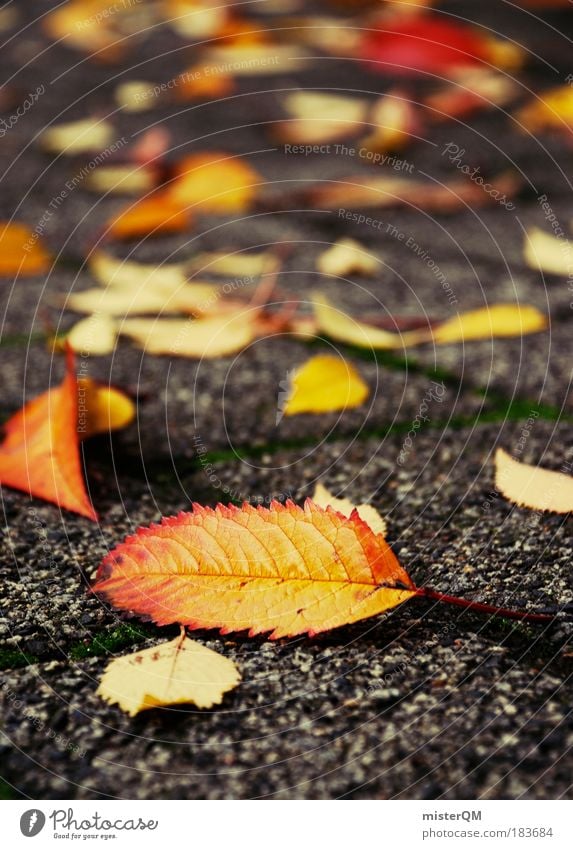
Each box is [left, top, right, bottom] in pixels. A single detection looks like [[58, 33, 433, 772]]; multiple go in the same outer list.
[[1, 0, 573, 800]]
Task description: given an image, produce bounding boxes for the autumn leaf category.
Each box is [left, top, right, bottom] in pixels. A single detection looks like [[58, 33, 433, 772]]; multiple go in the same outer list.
[[312, 482, 387, 537], [317, 239, 379, 277], [41, 117, 115, 155], [67, 314, 119, 355], [63, 282, 218, 317], [120, 309, 260, 358], [495, 448, 573, 514], [44, 0, 127, 59], [0, 222, 51, 276], [89, 251, 188, 291], [284, 355, 369, 415], [517, 85, 573, 136], [360, 13, 522, 77], [308, 172, 521, 212], [186, 249, 279, 278], [200, 44, 310, 76], [0, 347, 134, 518], [97, 631, 240, 715], [93, 499, 553, 638], [166, 152, 262, 214], [86, 164, 159, 195], [93, 500, 416, 638], [274, 92, 367, 145], [523, 227, 573, 277], [425, 70, 517, 122], [313, 293, 548, 349], [360, 91, 420, 153], [108, 193, 191, 239]]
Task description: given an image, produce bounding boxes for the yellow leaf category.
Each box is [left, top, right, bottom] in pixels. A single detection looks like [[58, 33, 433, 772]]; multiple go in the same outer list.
[[67, 314, 118, 355], [41, 117, 114, 155], [96, 633, 240, 715], [86, 165, 157, 195], [162, 0, 230, 39], [517, 85, 573, 133], [312, 482, 387, 537], [495, 448, 573, 514], [120, 309, 259, 358], [115, 80, 155, 112], [313, 292, 399, 349], [361, 92, 418, 153], [430, 304, 548, 343], [64, 282, 218, 316], [0, 222, 51, 276], [523, 227, 573, 277], [90, 251, 188, 291], [167, 152, 261, 214], [284, 354, 369, 415], [186, 250, 278, 278], [275, 91, 366, 144], [78, 378, 135, 439], [317, 239, 379, 277]]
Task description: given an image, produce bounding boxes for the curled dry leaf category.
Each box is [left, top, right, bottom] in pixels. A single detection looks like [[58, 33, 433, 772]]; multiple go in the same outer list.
[[313, 293, 547, 349], [284, 354, 369, 416], [67, 314, 119, 355], [93, 500, 416, 639], [120, 309, 260, 358], [0, 222, 51, 276], [523, 227, 573, 277], [495, 448, 573, 514], [167, 152, 261, 214], [41, 117, 114, 155], [312, 482, 387, 537], [0, 347, 134, 518], [317, 239, 379, 277], [97, 632, 241, 715]]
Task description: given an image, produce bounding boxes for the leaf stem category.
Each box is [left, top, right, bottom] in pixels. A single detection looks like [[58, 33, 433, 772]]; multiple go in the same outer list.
[[415, 586, 556, 623]]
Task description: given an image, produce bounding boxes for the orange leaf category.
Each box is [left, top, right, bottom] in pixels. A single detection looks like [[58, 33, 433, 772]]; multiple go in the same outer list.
[[166, 152, 261, 214], [0, 222, 51, 276], [0, 347, 96, 519], [93, 500, 416, 639], [108, 193, 191, 239]]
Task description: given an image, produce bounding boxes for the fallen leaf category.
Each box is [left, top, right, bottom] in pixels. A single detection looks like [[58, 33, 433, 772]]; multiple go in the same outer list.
[[361, 91, 420, 153], [523, 227, 573, 276], [360, 14, 522, 77], [120, 309, 260, 358], [175, 68, 235, 101], [41, 117, 114, 155], [79, 379, 135, 439], [67, 314, 119, 355], [312, 482, 387, 537], [63, 282, 218, 316], [317, 239, 379, 277], [283, 354, 369, 416], [115, 80, 155, 112], [517, 85, 573, 136], [0, 347, 96, 519], [129, 127, 171, 167], [44, 0, 126, 59], [0, 222, 51, 276], [186, 249, 278, 278], [167, 152, 261, 214], [425, 70, 517, 122], [108, 193, 191, 239], [308, 172, 520, 212], [97, 631, 240, 715], [313, 293, 547, 349], [163, 0, 230, 39], [93, 500, 416, 638], [275, 91, 367, 144], [90, 250, 187, 291], [495, 448, 573, 514], [85, 164, 158, 195]]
